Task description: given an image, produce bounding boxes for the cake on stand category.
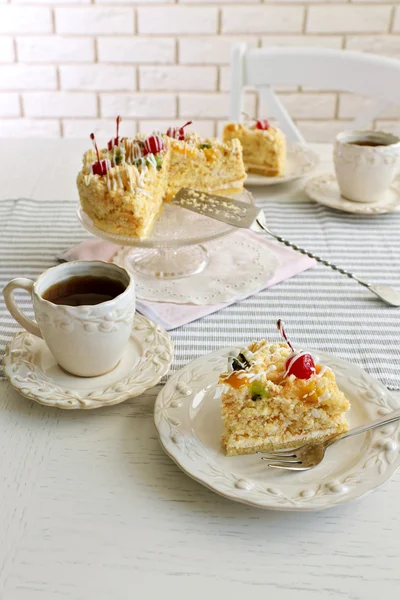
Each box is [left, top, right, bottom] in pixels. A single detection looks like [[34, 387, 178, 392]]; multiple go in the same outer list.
[[77, 189, 254, 281]]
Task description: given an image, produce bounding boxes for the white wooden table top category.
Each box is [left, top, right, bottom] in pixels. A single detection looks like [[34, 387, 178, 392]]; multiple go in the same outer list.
[[1, 140, 399, 599]]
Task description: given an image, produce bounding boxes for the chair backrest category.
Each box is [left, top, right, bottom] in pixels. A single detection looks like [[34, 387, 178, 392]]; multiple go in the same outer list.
[[230, 45, 400, 142]]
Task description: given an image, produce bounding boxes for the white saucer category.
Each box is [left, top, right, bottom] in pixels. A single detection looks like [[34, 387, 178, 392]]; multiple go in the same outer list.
[[305, 174, 400, 215], [4, 314, 173, 409], [245, 142, 319, 187], [154, 347, 400, 511]]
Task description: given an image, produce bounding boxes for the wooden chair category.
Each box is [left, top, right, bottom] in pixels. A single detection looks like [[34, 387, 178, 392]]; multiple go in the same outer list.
[[230, 45, 400, 142]]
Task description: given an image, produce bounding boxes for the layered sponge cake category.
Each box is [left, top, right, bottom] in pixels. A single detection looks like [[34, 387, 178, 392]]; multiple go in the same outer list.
[[77, 133, 171, 239], [166, 131, 246, 201], [77, 119, 247, 239], [219, 322, 350, 456], [223, 119, 286, 177]]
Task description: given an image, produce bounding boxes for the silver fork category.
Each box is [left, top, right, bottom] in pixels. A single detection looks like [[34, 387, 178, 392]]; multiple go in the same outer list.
[[259, 408, 400, 471]]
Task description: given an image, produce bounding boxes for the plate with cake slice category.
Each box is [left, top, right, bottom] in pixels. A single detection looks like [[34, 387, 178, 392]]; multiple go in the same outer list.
[[154, 321, 400, 511], [223, 120, 319, 186]]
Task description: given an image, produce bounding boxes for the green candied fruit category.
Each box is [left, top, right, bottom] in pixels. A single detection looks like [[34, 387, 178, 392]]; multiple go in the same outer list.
[[115, 153, 123, 165], [155, 153, 163, 171], [230, 352, 250, 371], [250, 381, 270, 402], [199, 142, 212, 150], [134, 157, 146, 169]]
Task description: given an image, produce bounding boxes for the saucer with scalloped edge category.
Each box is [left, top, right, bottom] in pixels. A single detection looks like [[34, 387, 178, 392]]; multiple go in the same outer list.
[[4, 313, 173, 409], [305, 173, 400, 215]]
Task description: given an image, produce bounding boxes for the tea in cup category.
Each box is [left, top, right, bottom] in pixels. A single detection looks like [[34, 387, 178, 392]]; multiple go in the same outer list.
[[3, 261, 135, 377], [333, 130, 400, 203]]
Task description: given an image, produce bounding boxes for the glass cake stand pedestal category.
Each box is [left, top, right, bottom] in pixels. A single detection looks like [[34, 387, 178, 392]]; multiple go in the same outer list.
[[77, 190, 253, 280]]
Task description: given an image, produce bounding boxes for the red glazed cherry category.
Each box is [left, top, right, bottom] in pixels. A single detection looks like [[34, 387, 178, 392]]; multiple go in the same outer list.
[[255, 119, 270, 130], [277, 319, 315, 380], [285, 353, 316, 379], [143, 134, 166, 156], [166, 121, 192, 140], [107, 115, 122, 150], [90, 133, 110, 176]]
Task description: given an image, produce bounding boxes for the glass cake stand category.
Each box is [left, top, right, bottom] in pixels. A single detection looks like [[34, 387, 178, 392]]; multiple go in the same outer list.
[[77, 189, 254, 280]]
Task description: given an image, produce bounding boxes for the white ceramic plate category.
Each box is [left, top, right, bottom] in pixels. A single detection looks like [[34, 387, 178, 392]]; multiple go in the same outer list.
[[154, 347, 400, 511], [4, 314, 173, 409], [305, 174, 400, 215], [245, 143, 319, 187]]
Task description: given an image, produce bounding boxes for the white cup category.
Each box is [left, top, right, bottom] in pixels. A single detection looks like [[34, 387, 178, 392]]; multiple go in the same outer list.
[[333, 130, 400, 203], [3, 261, 135, 377]]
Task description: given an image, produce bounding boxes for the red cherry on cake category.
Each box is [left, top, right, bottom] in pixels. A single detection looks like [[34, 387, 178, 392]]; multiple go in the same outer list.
[[277, 319, 316, 380], [90, 133, 111, 176], [285, 353, 316, 379], [255, 119, 270, 130], [166, 121, 192, 140], [143, 134, 166, 156], [107, 115, 122, 150]]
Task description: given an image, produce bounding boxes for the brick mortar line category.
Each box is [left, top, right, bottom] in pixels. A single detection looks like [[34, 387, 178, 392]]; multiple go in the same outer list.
[[217, 8, 222, 35], [334, 91, 340, 120], [8, 91, 368, 96], [10, 117, 396, 123], [50, 7, 56, 35], [389, 5, 396, 33], [302, 5, 308, 34], [5, 33, 400, 38], [12, 36, 17, 63], [40, 3, 399, 6]]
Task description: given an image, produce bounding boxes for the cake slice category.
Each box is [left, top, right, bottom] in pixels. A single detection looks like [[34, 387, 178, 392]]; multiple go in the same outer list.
[[165, 125, 247, 201], [223, 119, 286, 177], [77, 126, 171, 239], [219, 321, 350, 456]]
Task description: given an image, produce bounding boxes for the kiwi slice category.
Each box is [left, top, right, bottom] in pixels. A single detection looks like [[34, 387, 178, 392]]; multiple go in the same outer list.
[[250, 381, 269, 401]]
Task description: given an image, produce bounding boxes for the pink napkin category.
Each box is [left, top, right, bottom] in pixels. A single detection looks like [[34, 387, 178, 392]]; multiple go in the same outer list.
[[57, 236, 315, 330]]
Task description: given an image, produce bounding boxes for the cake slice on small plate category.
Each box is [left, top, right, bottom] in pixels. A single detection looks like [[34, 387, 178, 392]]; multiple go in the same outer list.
[[223, 119, 286, 177], [219, 320, 350, 456]]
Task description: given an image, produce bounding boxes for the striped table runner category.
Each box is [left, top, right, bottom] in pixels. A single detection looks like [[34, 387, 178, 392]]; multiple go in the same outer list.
[[1, 198, 400, 390]]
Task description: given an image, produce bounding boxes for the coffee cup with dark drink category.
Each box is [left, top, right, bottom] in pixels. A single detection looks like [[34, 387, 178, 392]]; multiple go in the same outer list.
[[333, 130, 400, 203], [3, 261, 135, 377]]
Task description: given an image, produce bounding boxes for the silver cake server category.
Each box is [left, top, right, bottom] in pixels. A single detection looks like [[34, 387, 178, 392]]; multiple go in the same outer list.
[[172, 188, 400, 307]]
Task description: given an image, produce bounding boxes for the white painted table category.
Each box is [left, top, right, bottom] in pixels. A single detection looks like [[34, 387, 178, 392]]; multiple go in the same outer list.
[[1, 141, 399, 599]]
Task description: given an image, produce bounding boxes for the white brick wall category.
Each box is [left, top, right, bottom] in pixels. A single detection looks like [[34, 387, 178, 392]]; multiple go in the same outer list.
[[23, 92, 97, 117], [222, 7, 304, 34], [0, 1, 399, 141], [17, 37, 95, 63], [60, 65, 136, 91]]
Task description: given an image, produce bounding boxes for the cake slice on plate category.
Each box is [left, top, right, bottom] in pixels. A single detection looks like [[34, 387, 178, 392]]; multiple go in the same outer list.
[[223, 119, 286, 177], [219, 320, 350, 456]]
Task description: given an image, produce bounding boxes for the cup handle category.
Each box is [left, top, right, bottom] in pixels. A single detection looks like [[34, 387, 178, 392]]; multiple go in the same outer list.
[[3, 278, 42, 339]]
